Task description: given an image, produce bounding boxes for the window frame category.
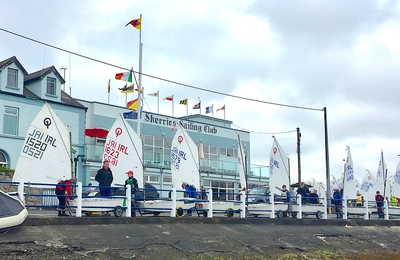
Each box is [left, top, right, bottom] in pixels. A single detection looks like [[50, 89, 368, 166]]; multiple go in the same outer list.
[[7, 68, 18, 88], [3, 106, 19, 136], [46, 77, 56, 95]]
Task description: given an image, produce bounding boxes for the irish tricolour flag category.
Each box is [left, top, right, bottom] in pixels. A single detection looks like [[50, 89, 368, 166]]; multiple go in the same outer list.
[[115, 72, 133, 82]]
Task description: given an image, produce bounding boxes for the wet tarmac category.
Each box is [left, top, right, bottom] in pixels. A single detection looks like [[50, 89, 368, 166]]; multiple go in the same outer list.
[[1, 212, 400, 259]]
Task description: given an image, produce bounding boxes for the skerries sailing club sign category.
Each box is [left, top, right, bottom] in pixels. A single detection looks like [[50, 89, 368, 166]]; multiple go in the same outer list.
[[144, 113, 218, 134]]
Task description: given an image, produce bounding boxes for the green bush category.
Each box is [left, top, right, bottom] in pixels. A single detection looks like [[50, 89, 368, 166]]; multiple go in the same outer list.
[[0, 166, 14, 173]]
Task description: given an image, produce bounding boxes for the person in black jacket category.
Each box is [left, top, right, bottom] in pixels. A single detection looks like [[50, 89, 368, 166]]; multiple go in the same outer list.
[[95, 160, 114, 196]]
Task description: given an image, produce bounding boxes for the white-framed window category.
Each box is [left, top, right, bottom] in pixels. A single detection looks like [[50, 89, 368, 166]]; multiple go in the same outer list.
[[3, 106, 19, 136], [0, 151, 8, 167], [7, 68, 18, 87], [46, 77, 56, 95]]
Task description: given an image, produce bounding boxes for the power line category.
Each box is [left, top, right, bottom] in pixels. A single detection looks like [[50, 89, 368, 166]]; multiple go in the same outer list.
[[0, 27, 323, 112]]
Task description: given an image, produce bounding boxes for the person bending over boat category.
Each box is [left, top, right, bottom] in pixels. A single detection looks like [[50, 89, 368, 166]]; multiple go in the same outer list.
[[95, 160, 114, 197], [182, 183, 197, 216], [55, 177, 77, 216]]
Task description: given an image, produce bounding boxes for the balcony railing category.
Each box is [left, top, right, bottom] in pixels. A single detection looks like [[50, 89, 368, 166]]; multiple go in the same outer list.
[[84, 148, 269, 179]]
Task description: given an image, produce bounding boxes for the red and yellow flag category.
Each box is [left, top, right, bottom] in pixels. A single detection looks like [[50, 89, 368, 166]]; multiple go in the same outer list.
[[126, 18, 141, 30]]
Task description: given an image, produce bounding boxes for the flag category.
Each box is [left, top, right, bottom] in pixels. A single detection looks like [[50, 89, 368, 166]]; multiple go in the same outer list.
[[193, 102, 201, 109], [115, 71, 133, 82], [179, 99, 188, 105], [148, 92, 158, 97], [127, 99, 139, 109], [163, 96, 173, 101], [206, 105, 213, 114], [217, 105, 225, 112], [107, 79, 110, 93], [126, 18, 141, 30], [135, 87, 144, 93], [119, 83, 134, 93], [171, 124, 178, 131], [123, 111, 138, 119]]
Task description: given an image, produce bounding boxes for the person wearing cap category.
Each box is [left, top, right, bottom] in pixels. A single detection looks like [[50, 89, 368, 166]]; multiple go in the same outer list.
[[124, 170, 138, 192], [95, 160, 114, 197], [375, 191, 384, 218]]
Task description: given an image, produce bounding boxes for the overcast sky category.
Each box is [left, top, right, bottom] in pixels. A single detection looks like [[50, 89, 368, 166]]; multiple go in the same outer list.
[[2, 0, 400, 186]]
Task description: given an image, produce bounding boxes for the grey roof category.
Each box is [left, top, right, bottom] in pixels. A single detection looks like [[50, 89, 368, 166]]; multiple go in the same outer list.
[[0, 56, 28, 75], [25, 66, 66, 85]]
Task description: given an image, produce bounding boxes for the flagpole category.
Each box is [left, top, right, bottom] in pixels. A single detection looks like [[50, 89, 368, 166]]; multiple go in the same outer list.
[[198, 97, 201, 117], [186, 99, 189, 118], [172, 95, 174, 117], [157, 90, 159, 114], [107, 79, 110, 104], [224, 105, 226, 127], [137, 14, 143, 136]]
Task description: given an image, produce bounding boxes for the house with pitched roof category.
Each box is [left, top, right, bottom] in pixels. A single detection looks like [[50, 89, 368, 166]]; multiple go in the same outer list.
[[0, 56, 87, 184]]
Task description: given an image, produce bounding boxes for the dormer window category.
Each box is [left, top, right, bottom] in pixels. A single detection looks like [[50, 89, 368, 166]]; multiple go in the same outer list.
[[7, 68, 18, 88], [47, 77, 56, 95]]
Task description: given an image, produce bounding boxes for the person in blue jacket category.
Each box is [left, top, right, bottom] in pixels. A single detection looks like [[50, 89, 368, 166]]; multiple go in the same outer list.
[[182, 183, 197, 216], [332, 188, 343, 218]]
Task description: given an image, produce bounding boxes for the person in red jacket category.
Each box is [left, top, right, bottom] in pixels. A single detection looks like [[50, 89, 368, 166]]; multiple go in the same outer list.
[[55, 177, 77, 216]]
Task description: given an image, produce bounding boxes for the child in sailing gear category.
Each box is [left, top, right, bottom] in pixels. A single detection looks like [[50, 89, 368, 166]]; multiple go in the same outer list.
[[55, 177, 77, 216]]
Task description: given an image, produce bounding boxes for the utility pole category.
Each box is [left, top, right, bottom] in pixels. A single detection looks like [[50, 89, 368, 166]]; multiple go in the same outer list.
[[297, 127, 301, 185], [60, 67, 67, 91]]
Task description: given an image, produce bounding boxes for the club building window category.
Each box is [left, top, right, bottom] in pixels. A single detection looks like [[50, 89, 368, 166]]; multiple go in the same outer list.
[[46, 77, 56, 95], [3, 106, 19, 136], [0, 151, 7, 167], [7, 68, 18, 88]]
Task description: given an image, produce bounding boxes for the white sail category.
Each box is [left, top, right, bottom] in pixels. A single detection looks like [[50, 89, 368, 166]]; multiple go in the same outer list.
[[375, 150, 386, 196], [343, 147, 358, 199], [392, 163, 400, 198], [12, 102, 72, 185], [103, 114, 143, 187], [171, 124, 200, 195], [269, 137, 289, 196], [360, 170, 376, 201], [311, 178, 326, 199], [330, 175, 339, 194], [237, 135, 247, 189]]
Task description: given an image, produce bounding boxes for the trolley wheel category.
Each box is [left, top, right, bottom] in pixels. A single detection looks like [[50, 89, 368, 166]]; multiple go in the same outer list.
[[152, 212, 161, 217], [277, 211, 284, 219], [202, 211, 208, 217], [114, 206, 124, 217], [84, 212, 93, 216], [176, 207, 184, 217], [226, 208, 234, 218], [316, 211, 323, 219], [291, 213, 297, 218]]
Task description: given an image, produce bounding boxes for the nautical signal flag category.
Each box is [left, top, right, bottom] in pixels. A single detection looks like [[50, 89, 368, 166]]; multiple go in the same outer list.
[[179, 99, 188, 105], [107, 79, 110, 93], [217, 105, 225, 112], [115, 71, 133, 82], [126, 18, 141, 30], [127, 99, 139, 109], [147, 91, 158, 97], [119, 83, 134, 93], [193, 102, 201, 109], [135, 87, 144, 93], [163, 96, 173, 101], [123, 111, 138, 119], [206, 105, 213, 114]]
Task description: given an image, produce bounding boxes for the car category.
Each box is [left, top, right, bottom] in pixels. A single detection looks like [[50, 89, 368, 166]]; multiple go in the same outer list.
[[248, 186, 270, 203]]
